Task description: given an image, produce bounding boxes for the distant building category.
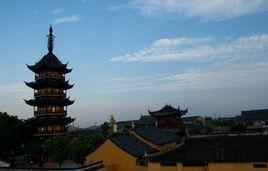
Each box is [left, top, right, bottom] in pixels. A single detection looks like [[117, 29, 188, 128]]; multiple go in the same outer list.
[[182, 116, 204, 134], [239, 109, 268, 129], [148, 104, 187, 129], [116, 115, 157, 132], [182, 116, 205, 126]]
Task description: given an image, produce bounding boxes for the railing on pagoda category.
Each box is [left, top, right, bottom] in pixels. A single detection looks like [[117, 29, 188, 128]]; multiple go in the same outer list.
[[35, 75, 65, 81], [34, 92, 66, 98]]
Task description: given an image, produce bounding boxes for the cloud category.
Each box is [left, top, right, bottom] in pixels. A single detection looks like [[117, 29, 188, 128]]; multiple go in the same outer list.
[[0, 83, 31, 96], [52, 7, 63, 14], [101, 62, 268, 93], [162, 62, 268, 90], [52, 15, 81, 25], [110, 34, 268, 63], [126, 0, 268, 21]]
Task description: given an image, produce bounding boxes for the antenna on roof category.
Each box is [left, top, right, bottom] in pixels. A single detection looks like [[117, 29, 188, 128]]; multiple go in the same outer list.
[[47, 25, 55, 53]]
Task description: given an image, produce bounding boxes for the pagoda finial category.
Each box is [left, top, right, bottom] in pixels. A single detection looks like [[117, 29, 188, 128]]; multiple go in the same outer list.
[[47, 25, 55, 53]]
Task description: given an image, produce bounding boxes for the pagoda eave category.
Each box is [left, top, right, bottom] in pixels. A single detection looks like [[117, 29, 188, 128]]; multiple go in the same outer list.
[[25, 81, 73, 90], [24, 99, 75, 106], [148, 111, 181, 117], [28, 117, 75, 125]]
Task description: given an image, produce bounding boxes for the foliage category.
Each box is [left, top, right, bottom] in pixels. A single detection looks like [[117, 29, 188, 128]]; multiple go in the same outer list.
[[204, 122, 214, 133], [229, 123, 247, 133], [43, 134, 104, 167], [0, 111, 34, 159], [101, 115, 117, 136], [43, 136, 71, 168], [211, 119, 234, 126], [70, 134, 104, 166], [101, 122, 111, 135]]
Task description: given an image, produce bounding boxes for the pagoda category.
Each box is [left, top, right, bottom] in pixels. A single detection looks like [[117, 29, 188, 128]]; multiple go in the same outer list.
[[25, 26, 75, 138], [148, 104, 187, 129]]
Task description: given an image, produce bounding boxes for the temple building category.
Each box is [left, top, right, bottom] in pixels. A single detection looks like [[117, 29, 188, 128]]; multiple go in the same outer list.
[[25, 26, 74, 138], [148, 104, 188, 129]]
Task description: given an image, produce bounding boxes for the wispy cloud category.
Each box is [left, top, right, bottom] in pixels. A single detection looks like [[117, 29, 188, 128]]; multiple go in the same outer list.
[[101, 62, 268, 93], [117, 0, 268, 21], [111, 34, 268, 63], [0, 83, 31, 96], [52, 7, 63, 15], [52, 15, 81, 25]]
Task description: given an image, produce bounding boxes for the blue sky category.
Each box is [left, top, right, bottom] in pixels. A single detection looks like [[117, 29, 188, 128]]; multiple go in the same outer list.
[[0, 0, 268, 127]]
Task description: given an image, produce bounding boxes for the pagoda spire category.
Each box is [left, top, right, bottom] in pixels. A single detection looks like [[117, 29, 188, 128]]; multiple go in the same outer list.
[[47, 25, 55, 53]]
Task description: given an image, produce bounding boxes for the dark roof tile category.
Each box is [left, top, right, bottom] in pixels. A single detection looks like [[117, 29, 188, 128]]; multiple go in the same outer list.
[[133, 127, 179, 145], [149, 135, 268, 165], [109, 133, 156, 158], [241, 109, 268, 121]]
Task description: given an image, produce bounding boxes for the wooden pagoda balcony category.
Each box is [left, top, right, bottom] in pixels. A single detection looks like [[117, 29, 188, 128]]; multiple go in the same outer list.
[[35, 75, 65, 81], [34, 110, 67, 116], [35, 125, 68, 136], [34, 92, 66, 98]]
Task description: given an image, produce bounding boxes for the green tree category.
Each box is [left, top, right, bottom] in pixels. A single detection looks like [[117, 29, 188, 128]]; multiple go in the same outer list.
[[229, 123, 247, 133], [70, 137, 92, 166], [0, 112, 34, 159], [43, 136, 70, 168], [204, 122, 214, 133], [70, 134, 104, 166]]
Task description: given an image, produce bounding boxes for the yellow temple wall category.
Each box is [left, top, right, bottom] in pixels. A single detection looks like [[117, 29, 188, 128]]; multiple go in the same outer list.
[[85, 139, 147, 171], [147, 162, 268, 171], [208, 162, 268, 171]]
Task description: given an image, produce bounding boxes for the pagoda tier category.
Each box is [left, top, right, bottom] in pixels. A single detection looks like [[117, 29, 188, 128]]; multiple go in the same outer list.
[[27, 52, 72, 74], [24, 98, 74, 106], [148, 104, 188, 129], [25, 80, 73, 90], [28, 117, 74, 137]]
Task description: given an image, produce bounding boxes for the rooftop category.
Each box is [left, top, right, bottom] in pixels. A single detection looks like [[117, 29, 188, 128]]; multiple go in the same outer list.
[[132, 127, 179, 145], [148, 135, 268, 165], [109, 133, 156, 158], [148, 104, 187, 117], [241, 109, 268, 121]]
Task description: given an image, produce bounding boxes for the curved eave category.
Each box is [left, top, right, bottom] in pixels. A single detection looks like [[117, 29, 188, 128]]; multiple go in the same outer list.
[[181, 109, 188, 115], [64, 68, 72, 74], [24, 98, 75, 106], [24, 81, 34, 89], [29, 117, 75, 125], [148, 110, 181, 117], [27, 64, 37, 73], [24, 80, 74, 90], [27, 63, 72, 74]]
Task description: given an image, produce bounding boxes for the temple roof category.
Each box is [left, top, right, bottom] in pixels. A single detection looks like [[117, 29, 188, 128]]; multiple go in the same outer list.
[[109, 133, 156, 158], [25, 79, 73, 90], [241, 109, 268, 121], [24, 97, 74, 106], [147, 135, 268, 165], [27, 52, 72, 74], [136, 115, 156, 126], [148, 104, 187, 117], [132, 127, 180, 145]]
